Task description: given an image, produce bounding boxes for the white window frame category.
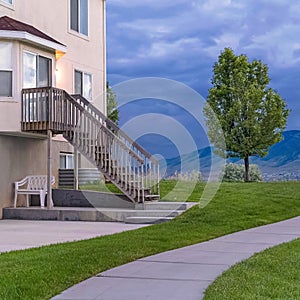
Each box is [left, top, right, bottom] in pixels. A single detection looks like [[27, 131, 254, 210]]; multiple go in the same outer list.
[[0, 41, 13, 98], [60, 153, 74, 169], [74, 69, 92, 101], [0, 0, 13, 7], [69, 0, 89, 37], [23, 50, 52, 88], [22, 50, 53, 121]]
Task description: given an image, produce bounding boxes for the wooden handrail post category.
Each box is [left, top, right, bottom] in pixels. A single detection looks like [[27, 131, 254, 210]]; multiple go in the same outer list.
[[74, 148, 79, 190], [47, 129, 53, 209], [48, 87, 53, 130]]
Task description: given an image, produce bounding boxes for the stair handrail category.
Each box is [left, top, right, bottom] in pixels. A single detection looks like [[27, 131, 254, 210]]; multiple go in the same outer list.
[[61, 91, 145, 164], [71, 94, 158, 165], [71, 94, 160, 200], [21, 87, 145, 164]]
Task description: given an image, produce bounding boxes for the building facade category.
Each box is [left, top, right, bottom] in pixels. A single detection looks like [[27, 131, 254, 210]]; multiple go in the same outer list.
[[0, 0, 106, 216]]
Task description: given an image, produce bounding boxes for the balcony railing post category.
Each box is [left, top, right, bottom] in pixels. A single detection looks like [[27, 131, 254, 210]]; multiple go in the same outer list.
[[48, 87, 52, 130]]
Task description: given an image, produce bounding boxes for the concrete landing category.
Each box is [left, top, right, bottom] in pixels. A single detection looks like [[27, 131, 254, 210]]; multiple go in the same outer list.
[[52, 216, 300, 300], [3, 202, 196, 224]]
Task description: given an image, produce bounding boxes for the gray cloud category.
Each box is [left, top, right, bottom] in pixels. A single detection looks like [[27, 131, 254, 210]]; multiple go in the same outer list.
[[109, 0, 188, 8], [107, 0, 300, 130]]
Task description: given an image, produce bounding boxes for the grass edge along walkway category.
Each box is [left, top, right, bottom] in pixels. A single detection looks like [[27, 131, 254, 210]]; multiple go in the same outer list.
[[204, 237, 300, 299], [0, 182, 300, 300]]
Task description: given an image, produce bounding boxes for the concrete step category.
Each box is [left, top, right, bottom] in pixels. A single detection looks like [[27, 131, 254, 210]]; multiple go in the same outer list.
[[124, 216, 174, 224], [136, 202, 196, 211], [103, 209, 181, 220], [144, 194, 160, 201]]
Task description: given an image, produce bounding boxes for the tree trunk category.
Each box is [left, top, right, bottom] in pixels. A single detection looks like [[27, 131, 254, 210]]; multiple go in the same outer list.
[[244, 156, 250, 182]]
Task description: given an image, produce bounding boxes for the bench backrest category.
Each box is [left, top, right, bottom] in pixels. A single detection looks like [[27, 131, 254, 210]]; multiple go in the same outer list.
[[27, 175, 55, 191]]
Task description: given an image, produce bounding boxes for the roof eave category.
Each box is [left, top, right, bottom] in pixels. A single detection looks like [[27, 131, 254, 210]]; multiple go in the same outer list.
[[0, 30, 67, 55]]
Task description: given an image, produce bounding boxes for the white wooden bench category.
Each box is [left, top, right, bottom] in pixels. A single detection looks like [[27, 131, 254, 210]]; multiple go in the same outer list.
[[14, 175, 55, 208]]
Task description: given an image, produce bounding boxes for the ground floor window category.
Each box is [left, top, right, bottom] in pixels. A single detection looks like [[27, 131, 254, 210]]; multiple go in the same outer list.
[[0, 42, 12, 97], [60, 153, 74, 169], [74, 69, 92, 100]]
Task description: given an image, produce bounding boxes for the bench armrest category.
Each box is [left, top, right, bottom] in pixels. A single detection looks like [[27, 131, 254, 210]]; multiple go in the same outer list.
[[15, 177, 29, 189]]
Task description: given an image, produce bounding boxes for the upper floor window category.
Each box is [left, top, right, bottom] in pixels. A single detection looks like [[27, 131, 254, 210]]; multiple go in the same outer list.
[[75, 70, 92, 100], [70, 0, 88, 36], [0, 42, 12, 97], [23, 51, 52, 88]]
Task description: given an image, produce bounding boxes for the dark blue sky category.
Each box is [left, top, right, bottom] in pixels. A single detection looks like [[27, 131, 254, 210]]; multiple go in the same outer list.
[[106, 0, 300, 158]]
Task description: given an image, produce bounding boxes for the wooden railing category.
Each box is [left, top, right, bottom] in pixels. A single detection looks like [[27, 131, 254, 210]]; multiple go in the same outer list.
[[21, 87, 83, 133], [72, 94, 160, 199], [21, 87, 160, 203]]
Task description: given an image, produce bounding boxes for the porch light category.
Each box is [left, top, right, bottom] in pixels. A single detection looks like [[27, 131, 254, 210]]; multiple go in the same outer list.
[[55, 68, 60, 82]]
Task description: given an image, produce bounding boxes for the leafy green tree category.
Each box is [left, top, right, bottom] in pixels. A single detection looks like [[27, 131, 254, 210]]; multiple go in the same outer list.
[[204, 48, 289, 181], [106, 82, 119, 125]]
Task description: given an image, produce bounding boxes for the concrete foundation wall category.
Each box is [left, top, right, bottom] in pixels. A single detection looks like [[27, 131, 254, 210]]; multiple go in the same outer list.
[[0, 134, 72, 218]]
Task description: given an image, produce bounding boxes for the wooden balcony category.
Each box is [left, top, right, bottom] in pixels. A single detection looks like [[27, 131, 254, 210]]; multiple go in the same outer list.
[[21, 87, 82, 134]]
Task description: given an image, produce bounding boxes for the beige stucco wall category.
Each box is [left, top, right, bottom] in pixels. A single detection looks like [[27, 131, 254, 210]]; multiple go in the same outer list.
[[0, 133, 73, 218], [0, 0, 106, 130]]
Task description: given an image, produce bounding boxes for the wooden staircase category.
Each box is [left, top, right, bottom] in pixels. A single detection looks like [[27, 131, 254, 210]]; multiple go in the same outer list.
[[21, 87, 160, 204]]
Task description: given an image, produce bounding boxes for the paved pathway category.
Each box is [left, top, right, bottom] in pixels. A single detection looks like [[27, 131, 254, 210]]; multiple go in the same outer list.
[[52, 216, 300, 300], [0, 220, 147, 253]]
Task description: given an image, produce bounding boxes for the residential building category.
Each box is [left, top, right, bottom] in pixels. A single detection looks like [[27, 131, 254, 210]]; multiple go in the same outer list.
[[0, 0, 106, 217]]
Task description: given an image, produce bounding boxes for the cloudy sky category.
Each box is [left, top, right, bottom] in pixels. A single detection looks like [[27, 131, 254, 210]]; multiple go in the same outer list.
[[106, 0, 300, 157]]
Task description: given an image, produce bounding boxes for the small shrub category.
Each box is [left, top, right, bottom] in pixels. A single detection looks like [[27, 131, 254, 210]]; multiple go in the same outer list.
[[220, 163, 262, 182]]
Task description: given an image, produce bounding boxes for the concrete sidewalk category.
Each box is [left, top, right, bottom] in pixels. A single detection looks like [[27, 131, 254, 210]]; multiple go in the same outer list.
[[52, 216, 300, 300], [0, 220, 148, 253]]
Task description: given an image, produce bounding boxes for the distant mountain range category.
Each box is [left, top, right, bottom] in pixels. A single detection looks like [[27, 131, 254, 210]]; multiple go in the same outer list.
[[163, 130, 300, 181]]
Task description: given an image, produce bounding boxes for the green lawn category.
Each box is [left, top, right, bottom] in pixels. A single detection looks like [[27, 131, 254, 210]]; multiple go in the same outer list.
[[204, 238, 300, 299], [0, 182, 299, 299]]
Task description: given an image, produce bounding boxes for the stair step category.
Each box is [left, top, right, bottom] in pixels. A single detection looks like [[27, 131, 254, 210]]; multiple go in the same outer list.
[[103, 209, 181, 218], [124, 216, 174, 224], [144, 194, 160, 201], [136, 202, 196, 211]]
